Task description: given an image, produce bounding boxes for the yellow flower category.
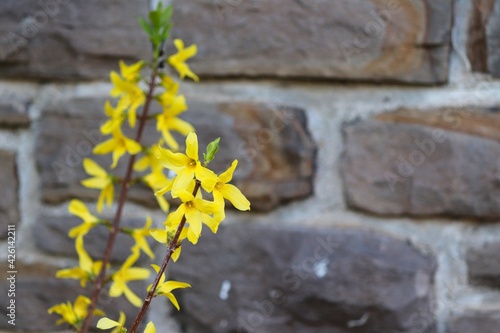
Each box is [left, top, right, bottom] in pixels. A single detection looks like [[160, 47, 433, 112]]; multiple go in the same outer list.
[[168, 39, 199, 81], [93, 128, 142, 169], [68, 199, 101, 238], [144, 170, 172, 213], [157, 132, 216, 194], [56, 235, 103, 287], [48, 295, 104, 329], [134, 143, 164, 174], [119, 60, 144, 82], [145, 322, 156, 333], [130, 216, 156, 259], [155, 76, 194, 150], [109, 246, 150, 307], [81, 158, 115, 213], [96, 311, 126, 333], [150, 213, 187, 262], [156, 97, 194, 150], [100, 100, 126, 135], [110, 61, 145, 127], [169, 187, 218, 244], [148, 264, 190, 310], [203, 160, 251, 224]]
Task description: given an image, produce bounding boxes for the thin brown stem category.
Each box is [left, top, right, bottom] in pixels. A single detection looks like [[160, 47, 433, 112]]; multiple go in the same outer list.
[[80, 68, 158, 333], [129, 181, 201, 333]]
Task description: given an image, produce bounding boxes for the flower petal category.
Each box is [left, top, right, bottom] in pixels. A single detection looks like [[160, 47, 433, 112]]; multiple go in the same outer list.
[[144, 322, 156, 333], [219, 160, 238, 184], [83, 158, 107, 177], [97, 317, 120, 330], [185, 132, 198, 160], [68, 199, 90, 220], [166, 293, 181, 311], [170, 117, 195, 136], [81, 177, 107, 189], [157, 147, 190, 170], [125, 137, 142, 154], [150, 230, 167, 244], [172, 169, 195, 194], [159, 281, 191, 294], [76, 236, 93, 272], [219, 184, 251, 211], [111, 145, 126, 169], [93, 138, 117, 155]]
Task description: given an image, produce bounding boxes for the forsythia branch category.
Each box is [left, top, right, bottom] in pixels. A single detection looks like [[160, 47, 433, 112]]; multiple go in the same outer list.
[[80, 68, 158, 333], [129, 180, 201, 333]]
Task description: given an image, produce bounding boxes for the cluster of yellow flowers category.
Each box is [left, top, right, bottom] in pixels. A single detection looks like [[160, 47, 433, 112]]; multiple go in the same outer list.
[[48, 5, 250, 332]]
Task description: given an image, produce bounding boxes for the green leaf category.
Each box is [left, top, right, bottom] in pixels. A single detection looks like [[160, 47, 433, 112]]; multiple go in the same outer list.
[[149, 12, 160, 29], [139, 17, 153, 37], [203, 137, 220, 166]]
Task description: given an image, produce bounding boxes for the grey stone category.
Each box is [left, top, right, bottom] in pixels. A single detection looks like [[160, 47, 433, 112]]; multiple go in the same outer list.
[[467, 241, 500, 287], [0, 100, 29, 127], [447, 309, 500, 333], [170, 0, 452, 84], [35, 103, 157, 208], [0, 151, 19, 240], [169, 224, 437, 333], [36, 97, 316, 211], [340, 108, 500, 219], [34, 215, 156, 264], [0, 0, 150, 80]]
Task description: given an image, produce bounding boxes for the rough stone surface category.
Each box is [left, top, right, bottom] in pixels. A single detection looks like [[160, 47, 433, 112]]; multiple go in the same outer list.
[[0, 99, 30, 127], [170, 0, 452, 84], [0, 264, 145, 331], [466, 241, 500, 287], [35, 97, 157, 208], [340, 107, 500, 219], [0, 0, 150, 80], [468, 0, 500, 77], [170, 224, 437, 333], [447, 309, 500, 333], [36, 97, 316, 211], [34, 215, 156, 264], [0, 150, 19, 240]]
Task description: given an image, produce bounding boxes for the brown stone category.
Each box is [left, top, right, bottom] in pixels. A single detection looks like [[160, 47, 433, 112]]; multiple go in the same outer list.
[[467, 0, 500, 76], [170, 0, 452, 84], [447, 309, 500, 333], [0, 100, 29, 127], [0, 0, 150, 80], [0, 264, 146, 331], [466, 241, 500, 287], [0, 151, 19, 240], [36, 97, 316, 211], [340, 107, 500, 219], [170, 224, 437, 333]]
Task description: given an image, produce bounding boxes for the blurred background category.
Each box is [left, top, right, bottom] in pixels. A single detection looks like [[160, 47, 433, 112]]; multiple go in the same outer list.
[[1, 0, 500, 332]]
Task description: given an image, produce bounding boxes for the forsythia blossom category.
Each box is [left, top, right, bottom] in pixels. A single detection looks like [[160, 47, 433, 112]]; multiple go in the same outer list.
[[56, 235, 104, 287], [157, 132, 216, 193], [93, 128, 142, 169], [148, 264, 191, 310], [81, 158, 115, 212], [110, 60, 145, 127], [68, 199, 101, 238], [48, 296, 104, 329], [109, 246, 150, 307], [203, 159, 251, 223], [168, 39, 199, 81]]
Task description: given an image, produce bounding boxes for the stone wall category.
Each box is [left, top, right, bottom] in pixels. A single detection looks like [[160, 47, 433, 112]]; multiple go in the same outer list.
[[1, 0, 500, 332]]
